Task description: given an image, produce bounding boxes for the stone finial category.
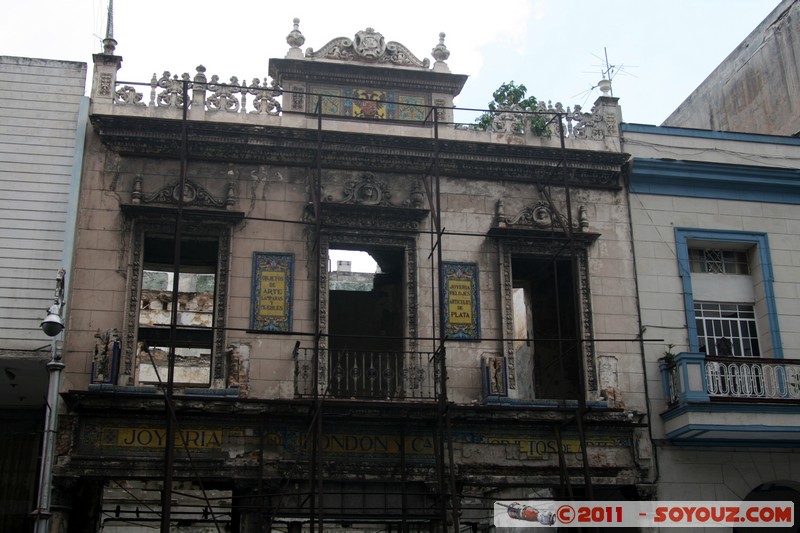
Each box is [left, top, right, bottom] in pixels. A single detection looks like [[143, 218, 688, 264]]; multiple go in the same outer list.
[[431, 32, 450, 72], [598, 77, 612, 97], [194, 65, 207, 84], [131, 175, 142, 204], [286, 17, 306, 59], [432, 32, 450, 62]]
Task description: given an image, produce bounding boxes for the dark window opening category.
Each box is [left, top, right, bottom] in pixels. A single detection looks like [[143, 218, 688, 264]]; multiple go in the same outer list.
[[512, 256, 581, 400], [136, 235, 218, 386], [328, 247, 404, 398]]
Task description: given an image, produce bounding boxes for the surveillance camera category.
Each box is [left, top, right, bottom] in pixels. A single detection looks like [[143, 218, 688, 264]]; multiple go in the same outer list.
[[41, 305, 64, 337]]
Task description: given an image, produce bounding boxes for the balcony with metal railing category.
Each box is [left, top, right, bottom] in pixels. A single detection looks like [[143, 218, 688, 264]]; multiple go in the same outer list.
[[659, 352, 800, 445], [293, 346, 440, 401]]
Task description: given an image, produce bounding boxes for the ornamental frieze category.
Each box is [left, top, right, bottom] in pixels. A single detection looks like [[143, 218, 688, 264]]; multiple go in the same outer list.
[[305, 27, 431, 69], [322, 172, 425, 210], [495, 199, 589, 233], [131, 175, 234, 210]]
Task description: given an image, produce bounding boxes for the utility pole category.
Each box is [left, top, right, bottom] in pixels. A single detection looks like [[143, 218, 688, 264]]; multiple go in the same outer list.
[[33, 268, 67, 533]]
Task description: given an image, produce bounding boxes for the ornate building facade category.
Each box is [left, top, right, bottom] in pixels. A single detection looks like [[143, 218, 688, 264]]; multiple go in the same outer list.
[[52, 22, 652, 532]]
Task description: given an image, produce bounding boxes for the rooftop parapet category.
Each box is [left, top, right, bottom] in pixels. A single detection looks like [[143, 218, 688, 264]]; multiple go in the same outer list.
[[89, 21, 622, 153]]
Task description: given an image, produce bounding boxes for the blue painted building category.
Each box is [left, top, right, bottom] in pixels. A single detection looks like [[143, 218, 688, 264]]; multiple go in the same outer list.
[[624, 123, 800, 507]]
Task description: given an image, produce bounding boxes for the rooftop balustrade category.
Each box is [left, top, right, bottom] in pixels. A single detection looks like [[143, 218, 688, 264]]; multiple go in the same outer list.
[[91, 65, 622, 151]]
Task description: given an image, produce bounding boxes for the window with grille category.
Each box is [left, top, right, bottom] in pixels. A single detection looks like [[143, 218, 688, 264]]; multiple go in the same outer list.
[[695, 302, 760, 357], [677, 229, 781, 359], [689, 248, 749, 274]]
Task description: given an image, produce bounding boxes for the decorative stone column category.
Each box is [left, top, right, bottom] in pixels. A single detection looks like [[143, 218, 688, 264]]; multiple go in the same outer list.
[[591, 82, 622, 151], [90, 51, 122, 113]]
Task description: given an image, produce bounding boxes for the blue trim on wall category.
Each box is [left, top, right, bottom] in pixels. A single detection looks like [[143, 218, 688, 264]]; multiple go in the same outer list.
[[665, 423, 800, 446], [661, 401, 800, 422], [628, 158, 800, 205], [622, 123, 800, 146], [665, 424, 800, 440], [674, 228, 782, 358]]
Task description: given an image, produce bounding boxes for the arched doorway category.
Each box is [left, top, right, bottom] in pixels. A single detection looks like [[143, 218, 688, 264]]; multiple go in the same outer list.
[[734, 480, 800, 532]]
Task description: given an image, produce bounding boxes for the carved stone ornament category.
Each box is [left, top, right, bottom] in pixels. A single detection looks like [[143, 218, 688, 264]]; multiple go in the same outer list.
[[154, 71, 191, 108], [115, 86, 144, 106], [495, 199, 588, 232], [206, 75, 242, 113], [286, 17, 306, 50], [535, 100, 618, 140], [306, 28, 431, 69], [431, 32, 450, 64], [324, 173, 425, 209], [133, 175, 231, 209], [336, 173, 391, 206], [99, 73, 112, 96], [354, 28, 386, 59]]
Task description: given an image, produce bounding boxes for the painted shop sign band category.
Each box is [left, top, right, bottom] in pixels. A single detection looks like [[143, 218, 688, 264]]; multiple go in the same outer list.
[[103, 428, 223, 449], [251, 252, 294, 332], [85, 423, 630, 461], [311, 433, 434, 456]]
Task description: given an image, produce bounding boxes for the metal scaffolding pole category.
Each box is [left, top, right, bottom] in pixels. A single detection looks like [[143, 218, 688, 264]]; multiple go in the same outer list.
[[309, 98, 325, 533], [557, 112, 594, 500], [160, 77, 190, 533]]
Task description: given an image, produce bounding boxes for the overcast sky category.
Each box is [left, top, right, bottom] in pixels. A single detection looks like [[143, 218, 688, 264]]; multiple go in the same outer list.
[[3, 0, 780, 126]]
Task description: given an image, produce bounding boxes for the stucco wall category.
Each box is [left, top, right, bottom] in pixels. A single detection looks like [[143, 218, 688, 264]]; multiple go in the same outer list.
[[0, 57, 86, 352], [662, 0, 800, 136], [66, 143, 646, 410]]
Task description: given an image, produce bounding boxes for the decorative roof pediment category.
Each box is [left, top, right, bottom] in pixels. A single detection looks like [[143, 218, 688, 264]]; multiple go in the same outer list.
[[131, 175, 234, 209], [121, 175, 244, 223], [489, 199, 599, 243], [306, 27, 430, 69], [323, 172, 425, 209], [309, 173, 429, 231]]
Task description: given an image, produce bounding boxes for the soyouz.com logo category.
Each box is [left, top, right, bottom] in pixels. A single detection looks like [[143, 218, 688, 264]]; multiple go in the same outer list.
[[493, 500, 794, 528]]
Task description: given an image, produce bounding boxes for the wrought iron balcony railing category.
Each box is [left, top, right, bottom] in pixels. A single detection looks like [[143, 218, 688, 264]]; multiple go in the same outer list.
[[661, 352, 800, 406], [706, 356, 800, 400], [294, 346, 440, 401]]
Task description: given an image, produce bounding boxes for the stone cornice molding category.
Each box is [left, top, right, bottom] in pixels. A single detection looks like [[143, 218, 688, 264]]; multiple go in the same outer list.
[[91, 115, 626, 190], [629, 157, 800, 204], [269, 58, 468, 97]]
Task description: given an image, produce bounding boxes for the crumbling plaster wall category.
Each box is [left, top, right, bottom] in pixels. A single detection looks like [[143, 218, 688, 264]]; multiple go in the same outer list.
[[433, 176, 643, 410], [66, 135, 643, 411]]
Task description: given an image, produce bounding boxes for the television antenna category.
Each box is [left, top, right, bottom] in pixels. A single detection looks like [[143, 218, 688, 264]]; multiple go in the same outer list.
[[574, 47, 637, 105]]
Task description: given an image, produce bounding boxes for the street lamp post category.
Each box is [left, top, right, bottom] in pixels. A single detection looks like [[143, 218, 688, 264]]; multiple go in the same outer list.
[[32, 268, 66, 533]]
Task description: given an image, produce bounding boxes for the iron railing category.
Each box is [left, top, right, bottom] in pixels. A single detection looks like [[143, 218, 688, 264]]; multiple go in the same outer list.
[[663, 362, 680, 405], [294, 346, 439, 400], [706, 356, 800, 400], [662, 353, 800, 405]]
